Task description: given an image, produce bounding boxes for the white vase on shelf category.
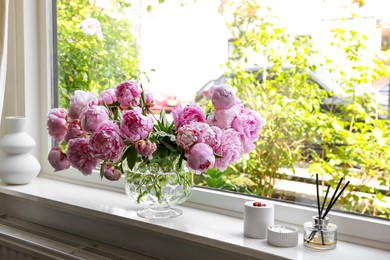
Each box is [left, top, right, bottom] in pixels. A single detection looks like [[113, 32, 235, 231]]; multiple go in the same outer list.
[[0, 116, 41, 184]]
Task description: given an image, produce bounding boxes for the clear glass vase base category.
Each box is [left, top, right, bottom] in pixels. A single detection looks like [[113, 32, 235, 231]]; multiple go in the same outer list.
[[137, 207, 183, 219]]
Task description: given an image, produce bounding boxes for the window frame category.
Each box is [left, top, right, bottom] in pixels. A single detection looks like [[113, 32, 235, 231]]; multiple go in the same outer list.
[[5, 0, 389, 250]]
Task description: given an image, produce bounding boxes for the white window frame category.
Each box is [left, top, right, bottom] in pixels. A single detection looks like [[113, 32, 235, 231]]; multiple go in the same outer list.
[[4, 0, 389, 250]]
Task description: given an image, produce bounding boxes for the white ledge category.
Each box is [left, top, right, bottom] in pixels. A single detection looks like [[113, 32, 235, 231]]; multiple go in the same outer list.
[[0, 177, 389, 260]]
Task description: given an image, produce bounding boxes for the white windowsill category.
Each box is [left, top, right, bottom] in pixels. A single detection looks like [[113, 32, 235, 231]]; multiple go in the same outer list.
[[0, 177, 389, 260]]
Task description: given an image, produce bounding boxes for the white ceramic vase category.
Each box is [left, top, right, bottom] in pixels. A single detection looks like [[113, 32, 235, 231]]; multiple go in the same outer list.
[[0, 116, 41, 184]]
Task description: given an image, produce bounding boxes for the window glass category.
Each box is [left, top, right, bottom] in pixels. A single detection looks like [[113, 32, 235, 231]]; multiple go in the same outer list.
[[55, 0, 390, 220], [56, 0, 139, 108]]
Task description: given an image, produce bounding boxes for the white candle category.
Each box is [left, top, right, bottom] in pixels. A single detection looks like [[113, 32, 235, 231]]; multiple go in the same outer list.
[[270, 225, 295, 233], [267, 225, 299, 247], [243, 201, 274, 239]]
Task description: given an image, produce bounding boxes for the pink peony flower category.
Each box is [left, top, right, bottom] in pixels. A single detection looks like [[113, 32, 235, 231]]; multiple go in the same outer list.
[[120, 110, 153, 142], [190, 122, 223, 151], [47, 108, 68, 143], [96, 120, 120, 133], [100, 89, 116, 105], [67, 138, 100, 175], [48, 146, 70, 171], [79, 105, 109, 133], [172, 103, 206, 130], [176, 124, 198, 150], [232, 108, 265, 153], [47, 78, 265, 182], [135, 140, 157, 159], [115, 80, 142, 107], [214, 129, 243, 171], [101, 161, 122, 181], [89, 128, 125, 161], [207, 107, 238, 129], [211, 84, 237, 110], [210, 126, 223, 151], [64, 120, 84, 142], [187, 143, 215, 172], [68, 90, 97, 120]]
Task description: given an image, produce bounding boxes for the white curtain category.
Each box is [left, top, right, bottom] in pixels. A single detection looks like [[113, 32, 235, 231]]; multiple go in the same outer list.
[[0, 0, 9, 125]]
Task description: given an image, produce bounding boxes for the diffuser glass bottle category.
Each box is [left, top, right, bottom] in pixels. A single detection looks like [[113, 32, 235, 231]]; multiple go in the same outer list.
[[304, 174, 349, 251], [303, 216, 337, 250]]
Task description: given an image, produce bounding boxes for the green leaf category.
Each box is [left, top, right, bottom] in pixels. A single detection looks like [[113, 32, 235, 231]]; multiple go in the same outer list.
[[205, 168, 224, 178], [177, 151, 185, 171], [160, 139, 177, 152], [99, 163, 104, 179], [159, 109, 169, 128], [126, 146, 138, 170], [214, 153, 222, 158], [205, 176, 225, 188]]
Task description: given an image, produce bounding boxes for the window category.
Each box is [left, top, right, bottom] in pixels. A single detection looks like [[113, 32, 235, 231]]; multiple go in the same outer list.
[[53, 0, 390, 222], [3, 0, 378, 247]]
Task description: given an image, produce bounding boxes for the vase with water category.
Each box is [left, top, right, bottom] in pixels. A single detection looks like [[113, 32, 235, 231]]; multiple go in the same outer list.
[[125, 154, 193, 219]]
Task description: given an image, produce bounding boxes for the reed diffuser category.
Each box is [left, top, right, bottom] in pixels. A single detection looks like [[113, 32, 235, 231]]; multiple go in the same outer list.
[[303, 174, 350, 250]]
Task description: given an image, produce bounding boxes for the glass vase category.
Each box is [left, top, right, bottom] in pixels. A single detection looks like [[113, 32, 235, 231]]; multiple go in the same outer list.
[[303, 216, 337, 250], [125, 155, 193, 219]]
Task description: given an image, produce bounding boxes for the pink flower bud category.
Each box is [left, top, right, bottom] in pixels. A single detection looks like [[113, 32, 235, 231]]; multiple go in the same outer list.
[[101, 161, 122, 181], [47, 108, 68, 143], [48, 146, 70, 171], [187, 143, 215, 172], [211, 84, 237, 110], [145, 92, 154, 106], [135, 140, 157, 159]]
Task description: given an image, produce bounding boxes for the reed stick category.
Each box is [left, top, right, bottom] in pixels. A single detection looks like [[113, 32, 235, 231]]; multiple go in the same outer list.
[[322, 181, 350, 219], [316, 174, 321, 219], [324, 177, 344, 216], [307, 177, 350, 245], [319, 185, 330, 219]]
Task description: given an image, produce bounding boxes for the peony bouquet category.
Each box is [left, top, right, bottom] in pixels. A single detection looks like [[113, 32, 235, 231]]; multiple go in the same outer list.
[[47, 80, 264, 181]]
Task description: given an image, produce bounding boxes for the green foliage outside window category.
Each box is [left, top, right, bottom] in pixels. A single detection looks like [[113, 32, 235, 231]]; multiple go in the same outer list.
[[57, 0, 390, 219], [196, 0, 390, 219], [57, 0, 139, 108]]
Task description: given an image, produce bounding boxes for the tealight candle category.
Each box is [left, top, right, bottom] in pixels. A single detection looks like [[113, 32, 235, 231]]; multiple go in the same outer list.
[[267, 225, 298, 247]]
